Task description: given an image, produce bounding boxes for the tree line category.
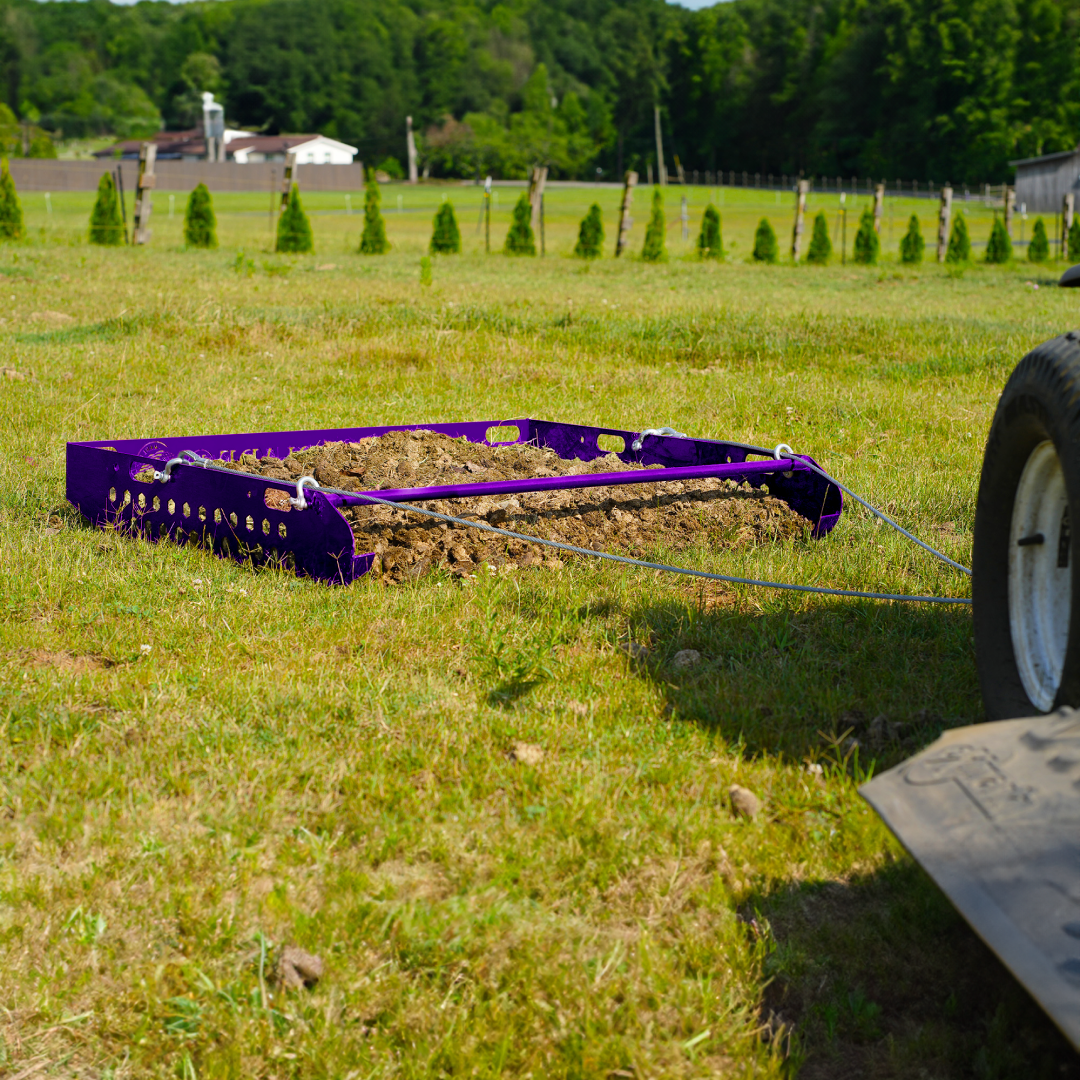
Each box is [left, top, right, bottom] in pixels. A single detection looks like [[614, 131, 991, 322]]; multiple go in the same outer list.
[[0, 0, 1077, 184]]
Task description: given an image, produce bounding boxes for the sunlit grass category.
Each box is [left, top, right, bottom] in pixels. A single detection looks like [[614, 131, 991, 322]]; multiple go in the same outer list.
[[1, 206, 1077, 1077]]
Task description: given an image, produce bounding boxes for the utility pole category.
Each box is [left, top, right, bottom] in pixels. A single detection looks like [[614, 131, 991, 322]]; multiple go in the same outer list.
[[406, 116, 418, 184], [653, 105, 666, 186]]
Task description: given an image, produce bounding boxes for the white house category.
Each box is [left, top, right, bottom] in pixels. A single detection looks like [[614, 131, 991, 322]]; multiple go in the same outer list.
[[228, 134, 359, 164]]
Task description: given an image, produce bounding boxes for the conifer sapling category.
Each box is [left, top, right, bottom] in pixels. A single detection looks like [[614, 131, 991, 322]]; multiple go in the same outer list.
[[753, 218, 778, 263], [0, 159, 24, 241], [900, 214, 924, 264], [359, 175, 390, 254], [1069, 218, 1080, 263], [574, 204, 604, 259], [430, 200, 461, 254], [947, 213, 973, 262], [984, 217, 1006, 263], [853, 208, 879, 265], [183, 182, 217, 249], [1027, 217, 1049, 263], [641, 188, 667, 262], [504, 193, 536, 256], [276, 183, 314, 254], [89, 172, 124, 246], [806, 211, 831, 265], [696, 205, 722, 259]]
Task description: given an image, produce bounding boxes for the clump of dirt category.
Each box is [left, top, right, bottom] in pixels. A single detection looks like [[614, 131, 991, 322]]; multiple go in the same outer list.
[[223, 430, 811, 583]]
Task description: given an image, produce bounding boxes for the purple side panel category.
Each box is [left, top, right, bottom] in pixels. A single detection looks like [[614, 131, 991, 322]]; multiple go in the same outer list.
[[75, 419, 535, 463], [66, 444, 365, 584]]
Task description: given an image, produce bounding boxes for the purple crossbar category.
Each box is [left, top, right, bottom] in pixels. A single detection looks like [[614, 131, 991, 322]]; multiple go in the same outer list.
[[354, 458, 808, 503]]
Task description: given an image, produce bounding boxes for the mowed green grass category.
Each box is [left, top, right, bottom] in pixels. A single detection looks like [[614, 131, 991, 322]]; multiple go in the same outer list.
[[1, 185, 1078, 1078]]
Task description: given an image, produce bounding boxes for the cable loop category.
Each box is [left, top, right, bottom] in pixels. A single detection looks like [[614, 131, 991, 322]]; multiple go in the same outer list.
[[631, 426, 688, 452]]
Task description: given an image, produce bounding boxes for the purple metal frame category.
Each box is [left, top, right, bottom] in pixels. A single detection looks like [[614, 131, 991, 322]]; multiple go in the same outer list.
[[66, 418, 843, 585]]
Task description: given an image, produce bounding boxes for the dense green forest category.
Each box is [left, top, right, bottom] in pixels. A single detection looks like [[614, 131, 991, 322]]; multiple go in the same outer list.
[[1, 0, 1078, 183]]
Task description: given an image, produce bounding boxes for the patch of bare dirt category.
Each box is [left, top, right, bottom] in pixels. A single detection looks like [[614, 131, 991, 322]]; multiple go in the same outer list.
[[224, 430, 811, 584], [18, 649, 118, 673]]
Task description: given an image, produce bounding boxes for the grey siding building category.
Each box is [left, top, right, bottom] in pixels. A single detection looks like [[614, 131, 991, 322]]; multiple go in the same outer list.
[[1011, 148, 1080, 212]]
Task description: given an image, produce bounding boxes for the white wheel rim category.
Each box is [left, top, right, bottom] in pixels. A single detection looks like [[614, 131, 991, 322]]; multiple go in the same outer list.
[[1009, 440, 1072, 711]]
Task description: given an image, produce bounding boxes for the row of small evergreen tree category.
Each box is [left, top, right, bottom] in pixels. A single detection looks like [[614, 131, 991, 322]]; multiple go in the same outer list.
[[745, 207, 1063, 266], [2, 160, 1074, 264]]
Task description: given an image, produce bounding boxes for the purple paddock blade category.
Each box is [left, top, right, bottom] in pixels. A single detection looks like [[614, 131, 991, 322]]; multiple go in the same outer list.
[[66, 418, 843, 585]]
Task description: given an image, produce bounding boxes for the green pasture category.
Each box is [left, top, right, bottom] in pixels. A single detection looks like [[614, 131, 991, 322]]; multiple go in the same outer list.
[[1, 199, 1077, 1078], [19, 180, 1051, 262]]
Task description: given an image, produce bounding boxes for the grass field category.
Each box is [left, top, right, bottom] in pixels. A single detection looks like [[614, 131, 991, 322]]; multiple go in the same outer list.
[[2, 181, 1079, 1079]]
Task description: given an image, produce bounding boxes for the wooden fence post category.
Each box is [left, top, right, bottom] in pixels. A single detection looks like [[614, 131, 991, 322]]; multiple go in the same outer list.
[[1065, 192, 1075, 261], [791, 179, 809, 261], [615, 170, 638, 257], [132, 142, 157, 245], [1004, 186, 1016, 238], [873, 182, 884, 234], [937, 186, 953, 263], [528, 165, 548, 240], [279, 151, 297, 213]]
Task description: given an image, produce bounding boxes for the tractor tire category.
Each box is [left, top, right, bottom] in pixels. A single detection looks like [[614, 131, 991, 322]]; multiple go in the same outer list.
[[974, 332, 1080, 720]]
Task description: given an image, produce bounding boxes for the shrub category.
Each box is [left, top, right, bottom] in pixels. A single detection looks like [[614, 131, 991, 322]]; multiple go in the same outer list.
[[696, 205, 722, 259], [1027, 217, 1049, 262], [28, 132, 56, 159], [0, 159, 24, 241], [806, 211, 831, 265], [89, 172, 124, 246], [753, 218, 778, 263], [574, 203, 604, 259], [430, 200, 461, 254], [900, 215, 924, 264], [641, 188, 667, 262], [853, 208, 879, 264], [1069, 217, 1080, 263], [359, 176, 389, 254], [183, 183, 217, 249], [948, 213, 973, 262], [983, 217, 1009, 264], [504, 193, 536, 255], [276, 183, 313, 254], [376, 156, 404, 180]]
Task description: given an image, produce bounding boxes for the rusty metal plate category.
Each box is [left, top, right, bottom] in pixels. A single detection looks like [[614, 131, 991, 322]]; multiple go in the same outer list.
[[860, 708, 1080, 1049]]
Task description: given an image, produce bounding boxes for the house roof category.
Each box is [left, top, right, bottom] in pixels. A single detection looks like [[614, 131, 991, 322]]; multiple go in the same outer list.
[[229, 134, 359, 155], [1008, 147, 1080, 168], [94, 129, 357, 160]]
